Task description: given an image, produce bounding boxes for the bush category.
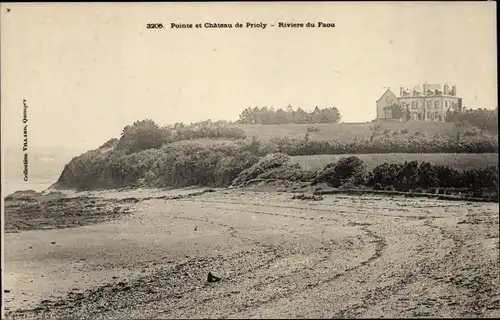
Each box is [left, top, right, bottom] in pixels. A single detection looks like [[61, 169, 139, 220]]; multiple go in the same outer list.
[[384, 185, 396, 191], [463, 129, 479, 137], [215, 152, 260, 186], [400, 128, 409, 135], [56, 142, 257, 190], [174, 126, 246, 141], [231, 153, 291, 186], [56, 150, 110, 190], [313, 156, 367, 187], [112, 120, 247, 155], [116, 120, 166, 154], [259, 135, 498, 155], [366, 160, 498, 194], [373, 183, 383, 190], [306, 126, 320, 133], [57, 142, 499, 200], [56, 116, 499, 198]]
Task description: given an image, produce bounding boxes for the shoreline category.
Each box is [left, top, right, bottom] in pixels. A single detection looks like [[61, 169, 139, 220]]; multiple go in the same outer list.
[[3, 187, 499, 319]]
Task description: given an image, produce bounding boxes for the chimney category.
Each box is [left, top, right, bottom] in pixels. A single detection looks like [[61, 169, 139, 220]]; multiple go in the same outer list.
[[400, 87, 404, 96], [452, 85, 457, 96], [444, 84, 449, 95], [423, 83, 428, 95]]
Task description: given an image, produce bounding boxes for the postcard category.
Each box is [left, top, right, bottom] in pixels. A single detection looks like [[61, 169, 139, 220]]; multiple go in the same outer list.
[[1, 2, 498, 319]]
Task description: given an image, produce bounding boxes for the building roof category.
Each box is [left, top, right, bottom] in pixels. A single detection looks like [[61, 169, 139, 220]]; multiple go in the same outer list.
[[376, 87, 397, 102]]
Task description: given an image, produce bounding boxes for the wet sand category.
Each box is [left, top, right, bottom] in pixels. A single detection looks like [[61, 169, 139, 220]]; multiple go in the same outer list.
[[3, 187, 500, 319]]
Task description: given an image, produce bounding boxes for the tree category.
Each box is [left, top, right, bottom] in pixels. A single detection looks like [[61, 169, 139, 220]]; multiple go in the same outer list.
[[294, 107, 309, 124], [320, 107, 342, 123], [445, 107, 498, 133], [121, 125, 131, 137], [310, 106, 322, 123], [116, 119, 166, 154], [275, 108, 288, 124], [236, 105, 343, 125]]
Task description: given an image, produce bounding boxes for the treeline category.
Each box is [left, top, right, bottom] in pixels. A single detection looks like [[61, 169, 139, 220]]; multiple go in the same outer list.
[[237, 105, 342, 125], [445, 107, 498, 133]]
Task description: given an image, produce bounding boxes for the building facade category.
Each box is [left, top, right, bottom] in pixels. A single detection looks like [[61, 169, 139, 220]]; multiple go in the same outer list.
[[376, 83, 463, 121], [376, 88, 398, 120]]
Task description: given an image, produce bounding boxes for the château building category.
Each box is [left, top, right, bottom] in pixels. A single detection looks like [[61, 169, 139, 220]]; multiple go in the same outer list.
[[376, 83, 463, 121]]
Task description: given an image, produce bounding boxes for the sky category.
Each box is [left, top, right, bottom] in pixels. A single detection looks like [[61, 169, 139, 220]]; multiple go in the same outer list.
[[1, 2, 497, 150]]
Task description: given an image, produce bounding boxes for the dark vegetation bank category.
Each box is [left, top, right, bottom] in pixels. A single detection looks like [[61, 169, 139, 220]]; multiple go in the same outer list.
[[54, 119, 498, 200]]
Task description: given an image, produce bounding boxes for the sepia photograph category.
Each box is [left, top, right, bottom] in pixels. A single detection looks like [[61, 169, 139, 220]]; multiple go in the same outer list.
[[1, 2, 498, 319]]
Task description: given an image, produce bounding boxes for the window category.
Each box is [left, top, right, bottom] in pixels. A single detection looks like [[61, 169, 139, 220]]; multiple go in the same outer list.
[[384, 108, 391, 118], [412, 101, 417, 109], [445, 101, 448, 108], [435, 101, 440, 108], [427, 101, 431, 109]]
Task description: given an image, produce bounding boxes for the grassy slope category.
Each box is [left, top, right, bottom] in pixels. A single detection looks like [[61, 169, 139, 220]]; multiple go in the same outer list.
[[232, 121, 473, 142], [290, 153, 499, 171], [169, 123, 497, 170]]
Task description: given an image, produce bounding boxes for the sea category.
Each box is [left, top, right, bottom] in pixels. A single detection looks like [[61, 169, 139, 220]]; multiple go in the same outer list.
[[3, 146, 86, 196]]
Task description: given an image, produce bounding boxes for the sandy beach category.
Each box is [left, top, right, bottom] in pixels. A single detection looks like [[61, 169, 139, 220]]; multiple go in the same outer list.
[[3, 187, 499, 319]]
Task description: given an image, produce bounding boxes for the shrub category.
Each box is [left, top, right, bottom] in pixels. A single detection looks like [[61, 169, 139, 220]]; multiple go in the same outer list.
[[231, 153, 291, 186], [306, 126, 320, 133], [400, 128, 409, 135], [215, 152, 260, 186], [261, 135, 498, 155], [56, 150, 110, 190], [56, 142, 257, 190], [314, 156, 367, 188], [417, 162, 440, 189], [57, 143, 499, 200], [433, 165, 462, 188], [116, 120, 166, 154], [174, 126, 246, 141], [461, 165, 499, 192], [463, 129, 479, 137]]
